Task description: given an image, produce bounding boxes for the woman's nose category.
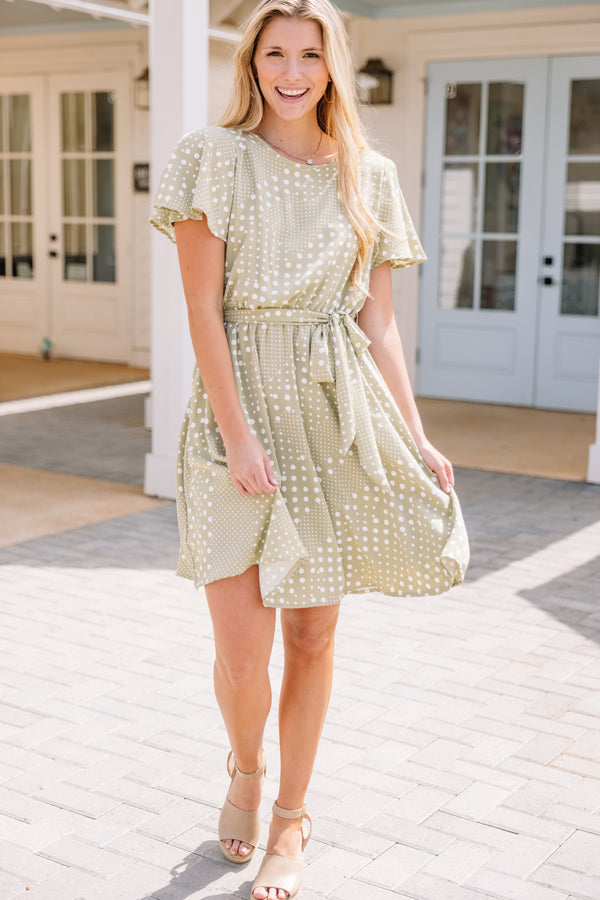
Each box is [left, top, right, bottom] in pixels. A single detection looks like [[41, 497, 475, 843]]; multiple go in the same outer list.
[[283, 57, 301, 80]]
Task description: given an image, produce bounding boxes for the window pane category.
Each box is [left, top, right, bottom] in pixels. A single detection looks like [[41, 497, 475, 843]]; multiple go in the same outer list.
[[10, 159, 32, 215], [92, 159, 114, 217], [439, 238, 475, 309], [9, 95, 31, 152], [62, 93, 86, 152], [481, 240, 517, 310], [445, 83, 481, 156], [92, 92, 114, 152], [565, 163, 600, 237], [569, 79, 600, 155], [11, 222, 33, 278], [93, 224, 115, 282], [561, 243, 599, 317], [442, 164, 478, 234], [484, 162, 520, 233], [0, 222, 5, 277], [64, 223, 87, 282], [62, 159, 86, 217], [487, 82, 524, 155]]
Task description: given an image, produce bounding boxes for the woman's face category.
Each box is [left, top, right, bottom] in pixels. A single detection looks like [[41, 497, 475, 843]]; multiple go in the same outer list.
[[253, 17, 330, 126]]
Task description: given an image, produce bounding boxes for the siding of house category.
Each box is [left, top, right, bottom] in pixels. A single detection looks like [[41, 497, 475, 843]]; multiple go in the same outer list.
[[348, 2, 600, 383]]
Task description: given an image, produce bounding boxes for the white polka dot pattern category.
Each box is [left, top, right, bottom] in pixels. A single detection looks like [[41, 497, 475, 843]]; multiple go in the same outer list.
[[150, 126, 469, 607]]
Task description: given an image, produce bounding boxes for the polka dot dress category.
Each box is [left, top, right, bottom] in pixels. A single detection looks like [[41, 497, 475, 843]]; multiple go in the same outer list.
[[150, 126, 469, 608]]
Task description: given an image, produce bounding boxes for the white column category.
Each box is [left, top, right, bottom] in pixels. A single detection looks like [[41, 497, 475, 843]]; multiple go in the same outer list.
[[587, 362, 600, 484], [144, 0, 209, 498]]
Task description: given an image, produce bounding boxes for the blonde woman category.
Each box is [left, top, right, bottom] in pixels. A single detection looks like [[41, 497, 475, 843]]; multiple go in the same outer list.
[[151, 1, 468, 897]]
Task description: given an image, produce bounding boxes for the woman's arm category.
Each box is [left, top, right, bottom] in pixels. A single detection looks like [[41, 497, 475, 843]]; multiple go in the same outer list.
[[174, 218, 277, 495], [357, 261, 454, 493]]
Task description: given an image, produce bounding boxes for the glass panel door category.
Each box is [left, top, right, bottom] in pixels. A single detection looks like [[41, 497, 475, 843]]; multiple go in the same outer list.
[[47, 71, 130, 362], [561, 81, 600, 318], [536, 58, 600, 412], [60, 90, 116, 284], [0, 93, 34, 279], [419, 59, 548, 406], [440, 82, 523, 313]]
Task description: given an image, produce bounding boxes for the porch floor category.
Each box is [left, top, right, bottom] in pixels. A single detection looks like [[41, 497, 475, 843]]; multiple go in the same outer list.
[[0, 353, 595, 483], [419, 397, 595, 483], [0, 352, 149, 402]]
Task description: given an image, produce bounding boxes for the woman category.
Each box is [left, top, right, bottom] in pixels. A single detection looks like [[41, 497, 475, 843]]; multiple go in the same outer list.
[[151, 1, 469, 897]]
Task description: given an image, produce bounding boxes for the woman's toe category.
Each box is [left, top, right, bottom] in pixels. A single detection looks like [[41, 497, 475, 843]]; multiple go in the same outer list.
[[252, 888, 267, 900]]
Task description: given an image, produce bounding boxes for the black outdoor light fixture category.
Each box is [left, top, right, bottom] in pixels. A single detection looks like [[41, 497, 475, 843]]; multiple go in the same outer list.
[[134, 67, 150, 110], [357, 58, 393, 105]]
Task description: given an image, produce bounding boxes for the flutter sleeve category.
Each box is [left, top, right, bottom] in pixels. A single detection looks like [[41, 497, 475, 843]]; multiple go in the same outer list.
[[149, 127, 237, 243], [371, 158, 427, 269]]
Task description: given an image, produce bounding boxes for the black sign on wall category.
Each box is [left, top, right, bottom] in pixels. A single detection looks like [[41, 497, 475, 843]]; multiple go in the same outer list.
[[134, 163, 150, 193]]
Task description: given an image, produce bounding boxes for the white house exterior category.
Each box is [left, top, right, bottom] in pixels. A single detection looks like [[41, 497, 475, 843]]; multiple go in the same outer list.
[[0, 0, 598, 489]]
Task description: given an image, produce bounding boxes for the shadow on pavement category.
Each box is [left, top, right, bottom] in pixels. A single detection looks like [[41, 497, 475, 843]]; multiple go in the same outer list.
[[0, 394, 150, 486], [520, 555, 600, 635], [139, 840, 250, 900]]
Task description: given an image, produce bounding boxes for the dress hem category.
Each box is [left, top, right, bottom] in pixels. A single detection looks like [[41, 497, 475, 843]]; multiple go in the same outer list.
[[175, 563, 465, 608]]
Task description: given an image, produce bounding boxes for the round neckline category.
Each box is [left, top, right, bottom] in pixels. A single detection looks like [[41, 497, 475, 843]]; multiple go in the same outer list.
[[247, 131, 337, 169]]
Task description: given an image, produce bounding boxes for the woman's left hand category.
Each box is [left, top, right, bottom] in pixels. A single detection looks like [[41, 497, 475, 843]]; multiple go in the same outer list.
[[416, 438, 454, 494]]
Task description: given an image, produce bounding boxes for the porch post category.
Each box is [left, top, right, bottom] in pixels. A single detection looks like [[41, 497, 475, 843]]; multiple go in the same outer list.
[[144, 0, 209, 498], [587, 364, 600, 484]]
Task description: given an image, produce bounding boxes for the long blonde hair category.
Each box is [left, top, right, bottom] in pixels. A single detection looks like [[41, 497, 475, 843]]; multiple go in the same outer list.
[[220, 0, 378, 293]]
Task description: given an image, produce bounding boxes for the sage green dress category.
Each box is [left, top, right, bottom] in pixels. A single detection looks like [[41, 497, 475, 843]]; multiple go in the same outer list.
[[150, 126, 469, 608]]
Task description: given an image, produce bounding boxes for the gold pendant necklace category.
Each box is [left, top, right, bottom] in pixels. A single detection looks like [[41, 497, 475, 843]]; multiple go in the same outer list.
[[256, 129, 324, 165]]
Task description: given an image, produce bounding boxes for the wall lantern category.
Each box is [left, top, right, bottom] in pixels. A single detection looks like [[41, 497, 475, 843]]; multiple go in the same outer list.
[[357, 58, 393, 105], [134, 67, 150, 110]]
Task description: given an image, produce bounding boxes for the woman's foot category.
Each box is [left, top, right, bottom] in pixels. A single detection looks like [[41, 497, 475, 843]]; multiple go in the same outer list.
[[219, 751, 266, 863], [223, 760, 265, 858], [252, 805, 311, 899]]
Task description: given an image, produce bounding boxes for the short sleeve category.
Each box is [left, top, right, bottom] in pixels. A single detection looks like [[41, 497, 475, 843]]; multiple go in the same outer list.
[[149, 127, 237, 243], [371, 159, 426, 269]]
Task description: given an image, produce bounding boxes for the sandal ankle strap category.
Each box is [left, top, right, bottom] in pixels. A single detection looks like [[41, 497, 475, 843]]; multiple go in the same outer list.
[[272, 802, 312, 851], [272, 801, 306, 819], [226, 749, 266, 781]]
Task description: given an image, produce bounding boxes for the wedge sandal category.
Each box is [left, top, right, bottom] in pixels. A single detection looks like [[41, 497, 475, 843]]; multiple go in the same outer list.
[[218, 749, 266, 864], [251, 801, 312, 898]]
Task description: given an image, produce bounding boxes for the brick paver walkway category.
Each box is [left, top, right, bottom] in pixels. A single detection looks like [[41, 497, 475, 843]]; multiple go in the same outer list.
[[1, 397, 600, 899]]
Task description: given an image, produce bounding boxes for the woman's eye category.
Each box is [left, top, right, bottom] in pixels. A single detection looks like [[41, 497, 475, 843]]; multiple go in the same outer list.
[[267, 51, 282, 57], [305, 52, 320, 59]]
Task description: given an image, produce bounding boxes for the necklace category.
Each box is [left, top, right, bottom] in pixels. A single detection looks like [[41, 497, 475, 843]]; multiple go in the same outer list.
[[256, 129, 325, 165]]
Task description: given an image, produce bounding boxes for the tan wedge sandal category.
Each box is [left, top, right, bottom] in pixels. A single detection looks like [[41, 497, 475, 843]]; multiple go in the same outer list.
[[251, 802, 312, 899], [218, 750, 266, 864]]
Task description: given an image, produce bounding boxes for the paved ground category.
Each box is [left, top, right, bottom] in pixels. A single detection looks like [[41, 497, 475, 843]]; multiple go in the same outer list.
[[0, 395, 149, 485], [1, 396, 600, 899]]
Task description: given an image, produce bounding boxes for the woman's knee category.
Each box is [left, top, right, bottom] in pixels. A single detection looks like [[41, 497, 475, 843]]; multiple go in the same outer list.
[[283, 606, 340, 661], [215, 647, 269, 690]]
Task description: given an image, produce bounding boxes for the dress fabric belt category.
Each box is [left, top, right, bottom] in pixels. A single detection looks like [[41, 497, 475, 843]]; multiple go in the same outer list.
[[223, 306, 390, 489]]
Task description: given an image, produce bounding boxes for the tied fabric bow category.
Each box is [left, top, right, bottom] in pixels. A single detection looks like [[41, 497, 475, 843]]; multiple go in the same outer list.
[[223, 306, 390, 490]]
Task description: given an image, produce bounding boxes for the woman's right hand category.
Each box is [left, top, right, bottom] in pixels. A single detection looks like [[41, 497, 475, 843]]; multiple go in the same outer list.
[[225, 432, 278, 495]]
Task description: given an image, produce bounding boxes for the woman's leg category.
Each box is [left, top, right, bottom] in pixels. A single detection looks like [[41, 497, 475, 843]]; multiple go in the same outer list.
[[253, 603, 340, 900], [206, 564, 276, 858]]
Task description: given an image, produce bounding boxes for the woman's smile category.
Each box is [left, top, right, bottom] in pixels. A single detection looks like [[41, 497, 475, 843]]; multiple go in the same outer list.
[[276, 87, 310, 99]]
